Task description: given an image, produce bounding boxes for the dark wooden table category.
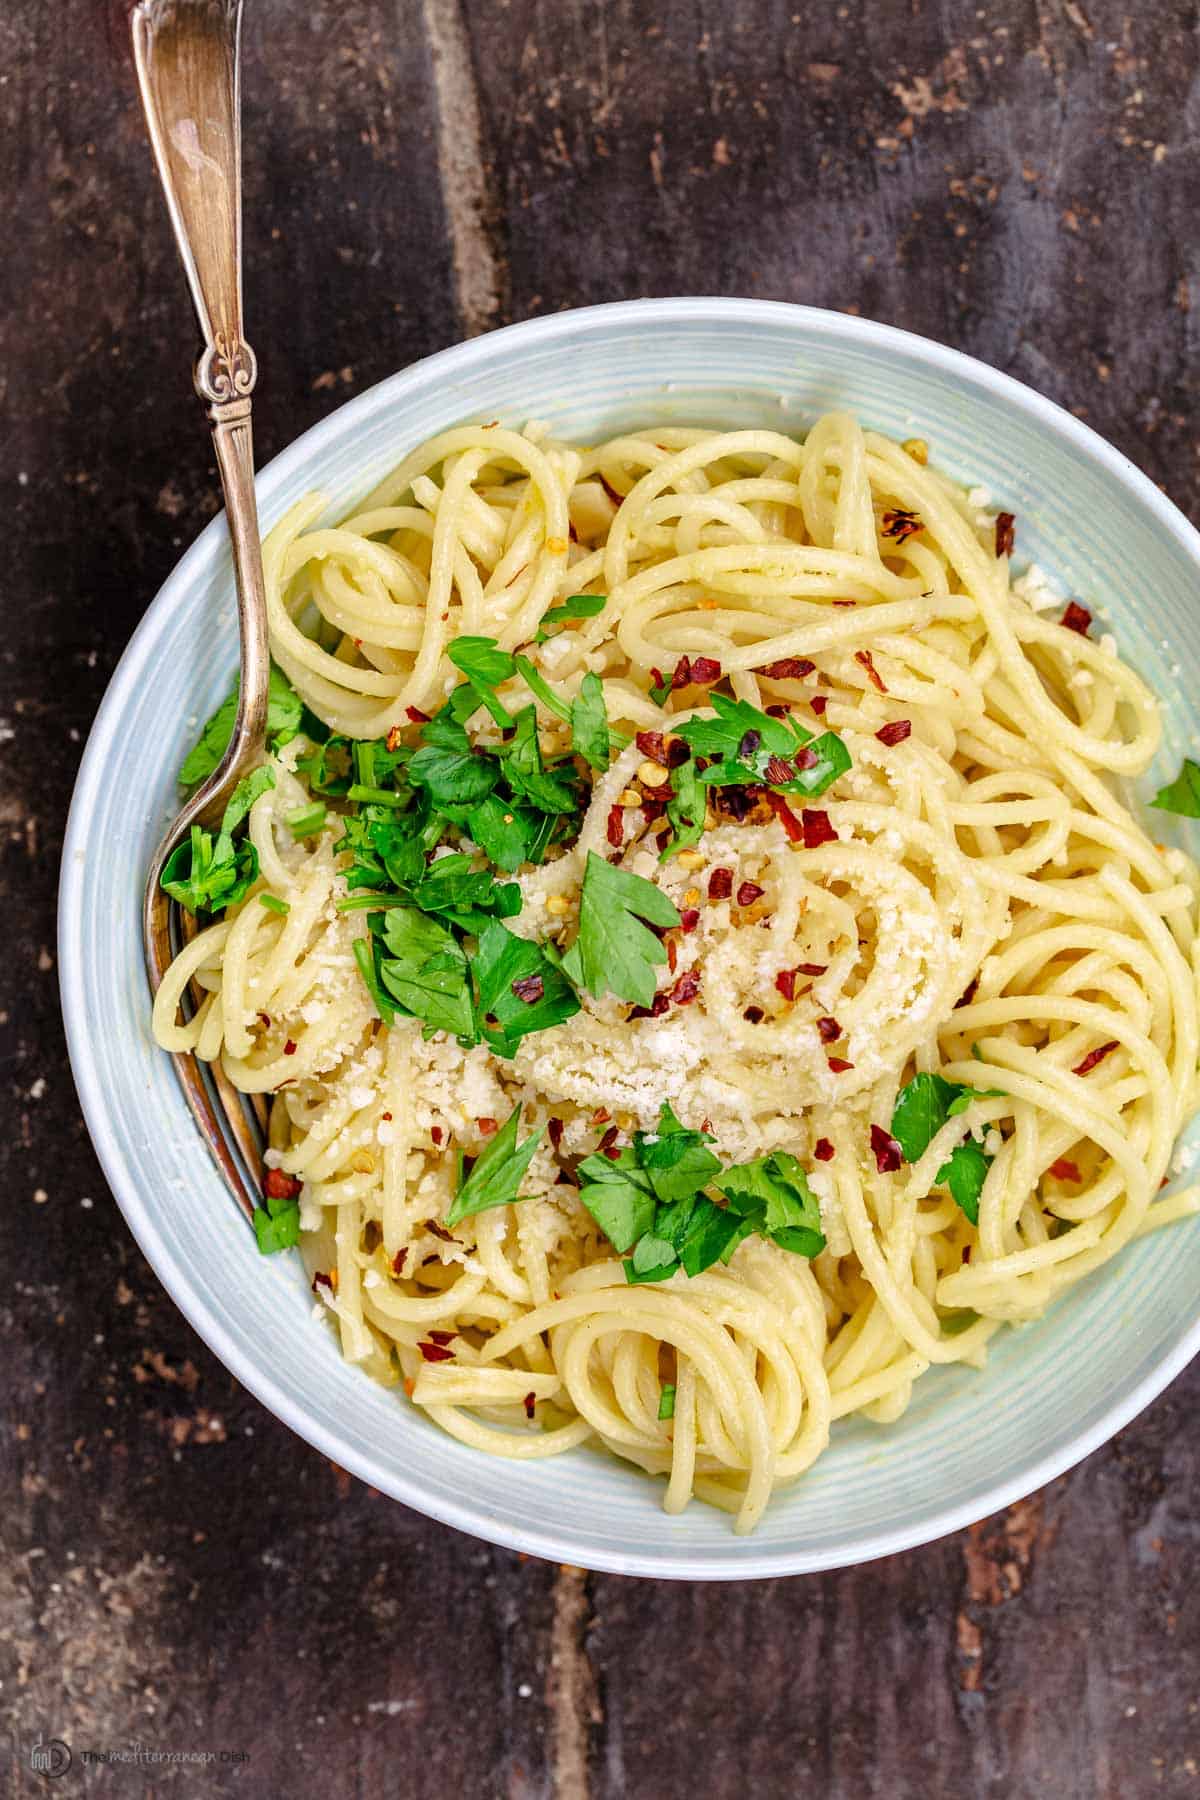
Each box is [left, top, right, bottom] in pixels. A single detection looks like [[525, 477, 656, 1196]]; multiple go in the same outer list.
[[4, 2, 1200, 1794]]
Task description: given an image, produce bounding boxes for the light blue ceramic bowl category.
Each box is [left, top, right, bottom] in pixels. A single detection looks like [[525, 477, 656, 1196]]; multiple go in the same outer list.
[[59, 299, 1200, 1579]]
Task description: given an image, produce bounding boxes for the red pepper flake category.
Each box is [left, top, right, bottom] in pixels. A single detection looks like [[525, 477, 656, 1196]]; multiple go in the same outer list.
[[757, 657, 815, 680], [775, 968, 798, 1001], [667, 738, 691, 769], [640, 791, 669, 822], [425, 1220, 459, 1243], [636, 729, 668, 764], [827, 1056, 854, 1073], [1061, 601, 1092, 636], [650, 666, 665, 693], [956, 976, 979, 1008], [796, 962, 828, 976], [598, 1125, 620, 1157], [736, 880, 765, 906], [547, 1118, 564, 1153], [591, 1107, 612, 1125], [629, 993, 671, 1020], [418, 1340, 455, 1363], [391, 1248, 408, 1276], [801, 809, 838, 849], [765, 791, 803, 842], [814, 1137, 836, 1162], [382, 1111, 393, 1122], [680, 907, 700, 934], [743, 1005, 765, 1023], [427, 1329, 456, 1346], [855, 649, 887, 693], [666, 936, 678, 973], [791, 744, 819, 770], [764, 754, 797, 785], [512, 974, 545, 1005], [671, 655, 693, 690], [257, 1011, 271, 1026], [264, 1168, 301, 1201], [832, 600, 857, 608], [477, 1117, 499, 1137], [881, 507, 923, 545], [606, 804, 625, 848], [810, 695, 828, 716], [1072, 1040, 1118, 1076], [689, 656, 722, 685], [1049, 1158, 1082, 1182], [815, 1016, 842, 1043], [765, 704, 789, 718], [405, 704, 431, 723], [995, 511, 1016, 558], [875, 719, 912, 746], [386, 723, 404, 752], [311, 1270, 333, 1295], [672, 969, 701, 1006], [871, 1124, 903, 1172], [430, 1125, 444, 1146], [283, 1040, 297, 1056], [708, 867, 733, 900], [523, 1391, 536, 1420]]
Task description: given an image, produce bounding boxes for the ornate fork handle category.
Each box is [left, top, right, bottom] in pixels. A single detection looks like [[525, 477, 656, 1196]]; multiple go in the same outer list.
[[132, 0, 269, 802]]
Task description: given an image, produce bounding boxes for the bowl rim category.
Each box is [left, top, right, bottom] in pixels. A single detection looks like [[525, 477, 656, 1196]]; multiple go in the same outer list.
[[58, 296, 1200, 1580]]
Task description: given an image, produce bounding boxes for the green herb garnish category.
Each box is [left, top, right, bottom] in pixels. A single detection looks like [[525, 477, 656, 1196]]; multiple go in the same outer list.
[[252, 1192, 301, 1255], [560, 851, 681, 1008], [376, 906, 476, 1042], [447, 636, 518, 728], [445, 1104, 544, 1226], [473, 919, 581, 1054], [179, 664, 303, 787], [160, 766, 275, 914], [658, 1383, 676, 1421], [675, 692, 849, 797], [570, 671, 611, 772], [1152, 758, 1200, 818], [258, 893, 290, 916], [286, 801, 327, 839], [890, 1072, 998, 1224], [535, 593, 607, 643]]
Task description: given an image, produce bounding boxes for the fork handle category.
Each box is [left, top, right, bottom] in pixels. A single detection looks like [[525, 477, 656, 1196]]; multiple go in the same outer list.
[[132, 0, 269, 768]]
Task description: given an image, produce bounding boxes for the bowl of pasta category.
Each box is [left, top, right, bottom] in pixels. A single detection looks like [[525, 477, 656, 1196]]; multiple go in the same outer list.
[[60, 297, 1200, 1579]]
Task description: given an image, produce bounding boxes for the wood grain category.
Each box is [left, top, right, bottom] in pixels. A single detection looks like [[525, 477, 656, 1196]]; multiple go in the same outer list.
[[3, 1, 1200, 1794]]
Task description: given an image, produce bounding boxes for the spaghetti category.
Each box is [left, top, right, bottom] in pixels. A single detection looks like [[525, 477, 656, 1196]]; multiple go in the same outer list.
[[153, 412, 1200, 1532]]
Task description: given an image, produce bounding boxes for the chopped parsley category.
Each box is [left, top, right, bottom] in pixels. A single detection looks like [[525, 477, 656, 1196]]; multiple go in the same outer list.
[[535, 592, 607, 642], [179, 664, 303, 787], [445, 1105, 544, 1226], [252, 1191, 301, 1254], [889, 1072, 998, 1224], [160, 766, 275, 914], [473, 919, 581, 1054], [1152, 757, 1200, 818], [658, 1383, 676, 1421], [560, 852, 681, 1008], [570, 671, 611, 771], [674, 692, 850, 797]]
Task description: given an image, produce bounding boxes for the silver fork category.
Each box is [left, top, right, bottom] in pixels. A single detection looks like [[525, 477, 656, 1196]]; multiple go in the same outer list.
[[134, 0, 271, 1221]]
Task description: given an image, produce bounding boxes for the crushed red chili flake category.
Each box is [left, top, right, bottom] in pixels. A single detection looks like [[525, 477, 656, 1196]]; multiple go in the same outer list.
[[477, 1117, 499, 1137], [743, 1005, 765, 1023], [386, 723, 404, 752], [650, 666, 666, 692], [629, 993, 671, 1020], [635, 729, 668, 764], [667, 737, 691, 769], [311, 1270, 333, 1295], [792, 744, 819, 770], [1049, 1157, 1082, 1182], [871, 1124, 904, 1172], [775, 968, 798, 1001], [827, 1056, 854, 1073], [427, 1329, 456, 1346], [815, 1016, 842, 1043], [512, 974, 545, 1004], [598, 1125, 620, 1156], [523, 1391, 536, 1420], [257, 1012, 271, 1026], [680, 907, 700, 934], [875, 719, 912, 746], [708, 866, 733, 900], [764, 754, 796, 785], [736, 880, 765, 906], [1061, 601, 1092, 636], [264, 1168, 301, 1201], [672, 969, 702, 1006], [606, 804, 625, 848], [547, 1117, 564, 1151], [810, 695, 828, 715], [801, 809, 838, 849], [832, 600, 857, 608], [430, 1125, 444, 1145], [796, 962, 828, 976], [738, 729, 762, 760], [640, 791, 669, 822], [855, 649, 887, 693], [757, 657, 815, 680], [1073, 1040, 1118, 1076], [689, 656, 722, 685], [765, 791, 803, 842], [591, 1107, 612, 1125], [425, 1220, 458, 1243], [283, 1040, 297, 1056], [670, 655, 693, 690], [666, 936, 678, 973], [995, 511, 1016, 558], [391, 1248, 408, 1276], [881, 507, 923, 544], [765, 704, 789, 718], [418, 1340, 455, 1363], [814, 1137, 836, 1161], [956, 976, 979, 1008], [405, 704, 431, 723]]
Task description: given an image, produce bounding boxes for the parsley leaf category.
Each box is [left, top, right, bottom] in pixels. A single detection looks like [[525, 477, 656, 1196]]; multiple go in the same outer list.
[[445, 1105, 544, 1226], [513, 654, 572, 723], [637, 1104, 722, 1202], [718, 1151, 826, 1258], [1152, 758, 1200, 818], [472, 919, 581, 1054], [560, 851, 681, 1008], [570, 671, 611, 771], [447, 636, 517, 729], [462, 794, 542, 872], [410, 853, 521, 933], [937, 1139, 990, 1225], [674, 694, 850, 797], [377, 906, 476, 1041], [660, 755, 705, 862], [890, 1072, 998, 1223], [658, 1383, 676, 1420], [252, 1192, 301, 1254], [501, 706, 579, 815], [179, 665, 303, 787], [409, 715, 500, 808], [160, 766, 275, 914], [575, 1149, 657, 1252], [535, 593, 607, 642]]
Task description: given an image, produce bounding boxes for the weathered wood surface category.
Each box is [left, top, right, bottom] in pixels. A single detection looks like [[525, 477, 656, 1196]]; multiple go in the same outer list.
[[3, 0, 1200, 1794]]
